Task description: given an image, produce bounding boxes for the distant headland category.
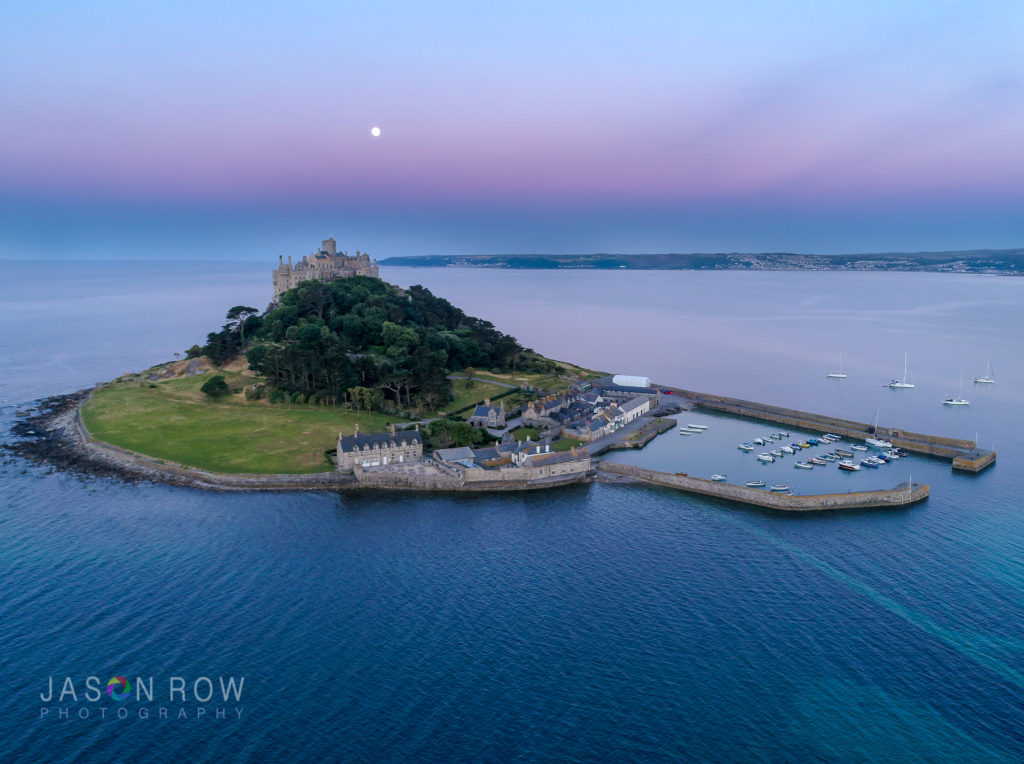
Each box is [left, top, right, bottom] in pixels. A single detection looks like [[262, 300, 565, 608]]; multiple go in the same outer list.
[[379, 249, 1024, 275]]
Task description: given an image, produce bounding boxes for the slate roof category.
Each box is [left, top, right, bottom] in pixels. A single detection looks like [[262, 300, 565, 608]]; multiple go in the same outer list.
[[340, 431, 422, 452], [522, 449, 589, 467], [620, 396, 649, 413], [432, 446, 476, 462]]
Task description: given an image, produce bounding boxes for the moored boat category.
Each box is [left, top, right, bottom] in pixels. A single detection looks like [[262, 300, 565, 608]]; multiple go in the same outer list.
[[794, 461, 813, 469], [769, 484, 789, 492], [835, 448, 854, 457], [851, 444, 868, 452], [711, 474, 727, 481], [746, 480, 766, 487], [781, 446, 796, 454], [757, 453, 775, 463], [770, 449, 783, 457], [974, 360, 995, 384], [860, 458, 879, 468], [838, 460, 861, 471], [687, 424, 708, 430], [738, 443, 754, 451], [887, 352, 915, 388], [753, 438, 765, 446], [807, 457, 828, 466]]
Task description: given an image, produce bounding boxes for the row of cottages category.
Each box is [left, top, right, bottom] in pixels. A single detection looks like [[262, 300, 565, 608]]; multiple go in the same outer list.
[[336, 424, 423, 471], [522, 392, 576, 425], [563, 395, 652, 442], [433, 439, 591, 483], [467, 398, 507, 429]]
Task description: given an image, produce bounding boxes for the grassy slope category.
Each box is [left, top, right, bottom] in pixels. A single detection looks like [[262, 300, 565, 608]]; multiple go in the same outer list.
[[81, 373, 393, 474]]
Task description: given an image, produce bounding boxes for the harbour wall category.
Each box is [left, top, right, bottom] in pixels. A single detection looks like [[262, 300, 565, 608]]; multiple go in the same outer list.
[[661, 387, 995, 470], [598, 462, 929, 511]]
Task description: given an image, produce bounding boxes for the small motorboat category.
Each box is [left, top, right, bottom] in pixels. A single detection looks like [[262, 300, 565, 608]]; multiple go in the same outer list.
[[746, 480, 766, 487], [781, 446, 796, 454], [797, 442, 811, 449], [757, 453, 775, 463], [753, 438, 766, 446], [738, 443, 755, 451], [883, 450, 900, 460], [794, 461, 813, 469], [687, 424, 708, 430], [851, 444, 868, 452], [835, 448, 854, 457], [838, 460, 861, 471], [770, 449, 783, 457], [769, 484, 789, 492], [807, 457, 828, 466], [820, 454, 838, 462], [860, 459, 880, 468], [807, 437, 820, 446], [711, 474, 727, 482], [679, 430, 691, 435]]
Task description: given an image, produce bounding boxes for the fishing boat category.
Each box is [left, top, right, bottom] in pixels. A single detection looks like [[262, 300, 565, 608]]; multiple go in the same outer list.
[[838, 460, 861, 471], [974, 360, 995, 384], [835, 448, 854, 457], [827, 353, 847, 378], [770, 449, 783, 457], [794, 461, 813, 469], [887, 352, 915, 388], [687, 423, 708, 430], [757, 453, 775, 463], [807, 457, 828, 466], [746, 480, 766, 487], [738, 443, 754, 451], [943, 370, 970, 406], [711, 474, 727, 482], [769, 484, 789, 492], [781, 446, 796, 455]]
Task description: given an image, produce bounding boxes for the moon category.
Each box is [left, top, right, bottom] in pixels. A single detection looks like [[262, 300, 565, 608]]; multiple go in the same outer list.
[[370, 126, 381, 137]]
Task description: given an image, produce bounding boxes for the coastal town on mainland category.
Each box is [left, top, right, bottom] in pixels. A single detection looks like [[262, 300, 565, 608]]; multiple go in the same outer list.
[[18, 237, 994, 512]]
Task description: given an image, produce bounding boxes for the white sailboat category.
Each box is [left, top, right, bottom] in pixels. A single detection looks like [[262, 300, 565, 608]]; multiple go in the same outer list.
[[865, 407, 893, 449], [943, 370, 970, 406], [887, 352, 915, 388], [827, 353, 847, 378], [974, 360, 995, 384]]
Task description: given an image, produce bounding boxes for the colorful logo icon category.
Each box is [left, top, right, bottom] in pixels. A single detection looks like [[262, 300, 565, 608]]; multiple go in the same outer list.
[[106, 676, 131, 701]]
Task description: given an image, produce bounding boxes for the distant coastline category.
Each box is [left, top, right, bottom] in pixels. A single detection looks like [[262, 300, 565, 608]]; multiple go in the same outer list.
[[380, 249, 1024, 275]]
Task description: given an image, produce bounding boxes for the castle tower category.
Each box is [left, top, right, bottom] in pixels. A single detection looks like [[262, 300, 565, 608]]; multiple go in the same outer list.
[[322, 238, 337, 256]]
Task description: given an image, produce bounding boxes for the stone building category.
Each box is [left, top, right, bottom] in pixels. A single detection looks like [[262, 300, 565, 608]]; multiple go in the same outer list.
[[522, 392, 575, 425], [467, 399, 506, 429], [272, 237, 380, 301], [337, 423, 422, 471]]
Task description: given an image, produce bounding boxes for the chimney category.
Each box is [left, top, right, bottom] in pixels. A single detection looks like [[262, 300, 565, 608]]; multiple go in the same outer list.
[[526, 435, 531, 442], [288, 256, 292, 266], [279, 255, 283, 264], [545, 444, 550, 453], [414, 423, 419, 431], [484, 398, 490, 406]]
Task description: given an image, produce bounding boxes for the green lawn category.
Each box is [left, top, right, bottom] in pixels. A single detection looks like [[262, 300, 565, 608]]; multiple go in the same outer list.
[[445, 379, 512, 414], [81, 374, 394, 474], [551, 437, 586, 452], [509, 426, 540, 441]]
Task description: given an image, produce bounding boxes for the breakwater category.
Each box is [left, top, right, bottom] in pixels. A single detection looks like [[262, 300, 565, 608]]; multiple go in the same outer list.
[[599, 462, 929, 511], [661, 387, 996, 472]]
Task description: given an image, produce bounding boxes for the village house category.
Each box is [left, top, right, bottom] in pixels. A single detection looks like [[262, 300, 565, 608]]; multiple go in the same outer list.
[[336, 423, 422, 471], [467, 398, 506, 429]]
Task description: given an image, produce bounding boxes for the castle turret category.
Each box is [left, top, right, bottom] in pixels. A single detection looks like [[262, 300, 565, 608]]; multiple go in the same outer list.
[[322, 238, 337, 256]]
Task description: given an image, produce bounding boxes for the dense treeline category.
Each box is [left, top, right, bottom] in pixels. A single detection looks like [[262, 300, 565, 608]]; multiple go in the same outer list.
[[198, 277, 552, 412]]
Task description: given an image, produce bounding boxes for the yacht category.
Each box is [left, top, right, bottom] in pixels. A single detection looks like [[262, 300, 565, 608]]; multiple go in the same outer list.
[[865, 407, 893, 448], [943, 370, 970, 406], [827, 353, 847, 378], [974, 360, 995, 384], [887, 352, 915, 388]]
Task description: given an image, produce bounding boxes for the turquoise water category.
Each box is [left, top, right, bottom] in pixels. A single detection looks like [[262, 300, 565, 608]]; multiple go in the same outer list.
[[1, 262, 1022, 762]]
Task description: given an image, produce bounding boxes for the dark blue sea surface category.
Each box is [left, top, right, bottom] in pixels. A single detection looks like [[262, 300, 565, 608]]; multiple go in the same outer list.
[[1, 261, 1022, 762]]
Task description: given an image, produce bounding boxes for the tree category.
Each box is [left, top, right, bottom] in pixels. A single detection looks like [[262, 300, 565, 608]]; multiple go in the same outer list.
[[464, 366, 476, 389], [200, 375, 229, 398], [226, 306, 259, 344]]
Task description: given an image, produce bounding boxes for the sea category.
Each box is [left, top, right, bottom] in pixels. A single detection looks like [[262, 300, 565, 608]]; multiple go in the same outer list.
[[1, 261, 1022, 763]]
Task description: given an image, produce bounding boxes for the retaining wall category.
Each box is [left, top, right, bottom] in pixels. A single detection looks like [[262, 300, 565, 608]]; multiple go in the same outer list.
[[598, 462, 929, 511]]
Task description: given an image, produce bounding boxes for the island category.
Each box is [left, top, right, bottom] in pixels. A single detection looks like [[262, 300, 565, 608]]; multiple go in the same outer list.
[[5, 237, 995, 510]]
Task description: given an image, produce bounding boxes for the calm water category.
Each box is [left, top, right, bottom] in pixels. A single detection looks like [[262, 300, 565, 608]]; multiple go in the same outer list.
[[1, 261, 1023, 763]]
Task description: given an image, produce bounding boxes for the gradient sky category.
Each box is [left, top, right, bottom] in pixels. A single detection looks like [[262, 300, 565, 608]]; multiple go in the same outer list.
[[2, 1, 1023, 258]]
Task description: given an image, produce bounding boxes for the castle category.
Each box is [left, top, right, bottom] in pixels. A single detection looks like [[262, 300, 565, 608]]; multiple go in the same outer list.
[[272, 237, 380, 301]]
